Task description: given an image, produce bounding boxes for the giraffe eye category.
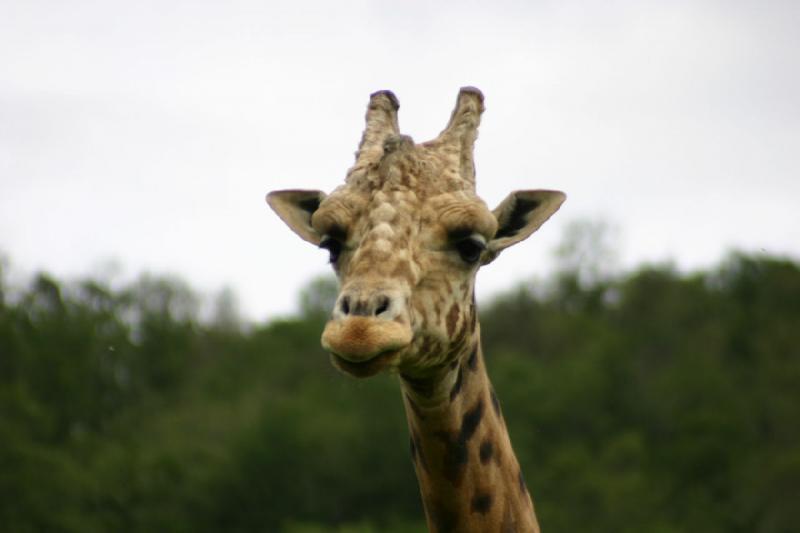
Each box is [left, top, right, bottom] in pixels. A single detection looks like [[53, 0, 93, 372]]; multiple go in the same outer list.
[[455, 236, 486, 264], [319, 235, 343, 264]]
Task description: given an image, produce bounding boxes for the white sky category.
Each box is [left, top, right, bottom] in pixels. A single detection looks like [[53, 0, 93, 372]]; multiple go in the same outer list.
[[1, 0, 798, 320]]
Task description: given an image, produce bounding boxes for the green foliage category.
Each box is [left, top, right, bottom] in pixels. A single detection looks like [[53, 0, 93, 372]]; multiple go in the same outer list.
[[0, 252, 799, 532], [298, 275, 339, 320]]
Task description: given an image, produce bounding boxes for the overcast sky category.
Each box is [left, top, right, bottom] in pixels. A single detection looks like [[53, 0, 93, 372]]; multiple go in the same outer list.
[[1, 0, 798, 320]]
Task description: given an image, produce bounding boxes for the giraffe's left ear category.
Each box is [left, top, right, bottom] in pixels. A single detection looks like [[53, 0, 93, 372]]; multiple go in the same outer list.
[[267, 189, 327, 245], [483, 190, 566, 265]]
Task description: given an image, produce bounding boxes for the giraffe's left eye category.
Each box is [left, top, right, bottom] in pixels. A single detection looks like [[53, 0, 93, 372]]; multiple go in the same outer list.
[[319, 235, 343, 264], [454, 236, 486, 264]]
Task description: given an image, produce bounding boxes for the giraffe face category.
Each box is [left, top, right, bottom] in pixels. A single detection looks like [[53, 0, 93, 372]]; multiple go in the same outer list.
[[311, 150, 500, 377], [267, 88, 565, 378]]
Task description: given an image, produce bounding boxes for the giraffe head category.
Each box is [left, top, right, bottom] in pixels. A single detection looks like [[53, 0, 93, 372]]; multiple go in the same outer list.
[[268, 88, 564, 380]]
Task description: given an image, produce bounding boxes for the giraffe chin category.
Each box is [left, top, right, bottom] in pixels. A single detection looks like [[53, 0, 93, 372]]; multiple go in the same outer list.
[[321, 317, 412, 378], [329, 350, 397, 378]]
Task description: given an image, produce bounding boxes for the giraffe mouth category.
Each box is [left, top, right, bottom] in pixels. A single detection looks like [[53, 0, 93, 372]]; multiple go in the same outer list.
[[329, 349, 399, 378], [321, 316, 412, 378]]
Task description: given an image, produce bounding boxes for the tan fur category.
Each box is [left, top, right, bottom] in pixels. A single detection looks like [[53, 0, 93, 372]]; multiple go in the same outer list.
[[322, 316, 412, 361], [267, 88, 566, 532]]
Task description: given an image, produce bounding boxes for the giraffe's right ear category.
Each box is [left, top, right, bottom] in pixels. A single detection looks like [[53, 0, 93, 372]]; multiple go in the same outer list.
[[266, 189, 327, 245]]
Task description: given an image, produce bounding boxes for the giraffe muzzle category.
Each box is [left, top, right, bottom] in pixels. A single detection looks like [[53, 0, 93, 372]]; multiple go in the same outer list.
[[321, 316, 412, 377]]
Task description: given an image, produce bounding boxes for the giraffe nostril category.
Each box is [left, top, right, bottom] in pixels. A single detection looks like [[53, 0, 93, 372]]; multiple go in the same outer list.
[[374, 296, 390, 316], [341, 296, 351, 315]]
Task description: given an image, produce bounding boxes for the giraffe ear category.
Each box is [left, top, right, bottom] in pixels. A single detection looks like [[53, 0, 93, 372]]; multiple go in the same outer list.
[[267, 189, 327, 245], [484, 190, 566, 265]]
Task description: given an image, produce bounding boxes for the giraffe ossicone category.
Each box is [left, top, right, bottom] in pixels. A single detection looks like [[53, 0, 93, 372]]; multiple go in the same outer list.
[[268, 88, 565, 532]]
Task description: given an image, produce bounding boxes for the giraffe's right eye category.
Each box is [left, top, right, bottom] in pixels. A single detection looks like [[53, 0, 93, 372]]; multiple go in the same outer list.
[[319, 235, 343, 264]]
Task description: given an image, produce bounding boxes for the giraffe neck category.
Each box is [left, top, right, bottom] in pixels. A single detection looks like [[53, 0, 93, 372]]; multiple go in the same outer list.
[[400, 339, 540, 533]]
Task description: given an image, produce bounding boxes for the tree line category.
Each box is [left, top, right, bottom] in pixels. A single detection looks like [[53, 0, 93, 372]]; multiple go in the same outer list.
[[0, 250, 798, 532]]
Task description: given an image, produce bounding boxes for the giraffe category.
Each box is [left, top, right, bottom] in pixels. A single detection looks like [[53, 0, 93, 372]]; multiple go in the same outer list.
[[267, 88, 565, 532]]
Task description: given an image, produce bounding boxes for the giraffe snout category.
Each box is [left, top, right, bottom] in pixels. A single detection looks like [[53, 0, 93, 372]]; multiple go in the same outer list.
[[322, 287, 412, 377], [335, 291, 396, 320]]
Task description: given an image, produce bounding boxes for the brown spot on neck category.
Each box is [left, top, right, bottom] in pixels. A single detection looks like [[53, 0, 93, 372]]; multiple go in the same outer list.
[[446, 302, 460, 338], [471, 491, 493, 514], [449, 365, 464, 401], [401, 343, 540, 532], [438, 397, 484, 485], [467, 344, 479, 370], [402, 373, 436, 398], [479, 437, 494, 464]]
